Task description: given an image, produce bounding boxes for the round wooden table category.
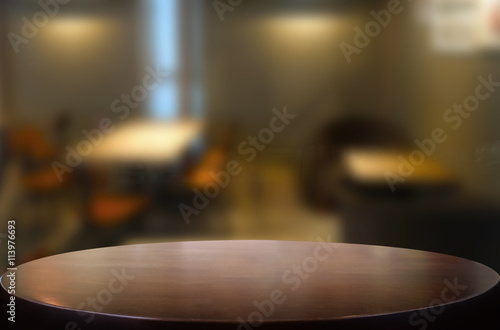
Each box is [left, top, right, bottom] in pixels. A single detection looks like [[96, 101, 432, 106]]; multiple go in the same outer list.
[[1, 240, 499, 329]]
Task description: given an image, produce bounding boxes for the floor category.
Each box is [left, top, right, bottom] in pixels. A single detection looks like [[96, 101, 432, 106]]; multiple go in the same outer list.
[[0, 159, 344, 273]]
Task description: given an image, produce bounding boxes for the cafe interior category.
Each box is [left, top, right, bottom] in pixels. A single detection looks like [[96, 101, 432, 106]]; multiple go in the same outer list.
[[1, 0, 500, 280]]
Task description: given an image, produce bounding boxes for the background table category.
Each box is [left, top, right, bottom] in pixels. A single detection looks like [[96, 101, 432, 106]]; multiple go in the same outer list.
[[84, 120, 202, 164], [1, 240, 499, 329], [342, 149, 454, 185]]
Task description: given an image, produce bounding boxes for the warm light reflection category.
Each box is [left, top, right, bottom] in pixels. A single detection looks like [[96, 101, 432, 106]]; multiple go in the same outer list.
[[264, 14, 341, 37], [45, 17, 108, 40]]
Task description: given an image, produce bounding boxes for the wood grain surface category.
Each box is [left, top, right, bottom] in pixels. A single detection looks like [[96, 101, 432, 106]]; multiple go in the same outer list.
[[1, 240, 499, 329]]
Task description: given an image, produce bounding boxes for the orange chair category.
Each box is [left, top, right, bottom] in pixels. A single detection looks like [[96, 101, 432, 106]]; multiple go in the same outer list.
[[84, 167, 149, 228], [89, 193, 148, 227]]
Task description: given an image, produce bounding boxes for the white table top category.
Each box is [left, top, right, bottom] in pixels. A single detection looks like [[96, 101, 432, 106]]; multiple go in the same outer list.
[[85, 120, 202, 164], [342, 148, 454, 184]]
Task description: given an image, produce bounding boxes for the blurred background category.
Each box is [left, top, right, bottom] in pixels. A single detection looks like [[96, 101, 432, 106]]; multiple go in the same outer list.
[[1, 0, 500, 273]]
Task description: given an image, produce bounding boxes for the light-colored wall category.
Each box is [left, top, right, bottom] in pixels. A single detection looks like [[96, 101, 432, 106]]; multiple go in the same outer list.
[[203, 1, 500, 200], [3, 0, 143, 143], [204, 3, 384, 148], [398, 6, 500, 200]]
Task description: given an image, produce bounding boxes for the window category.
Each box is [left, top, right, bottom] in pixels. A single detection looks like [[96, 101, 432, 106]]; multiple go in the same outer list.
[[149, 0, 204, 119]]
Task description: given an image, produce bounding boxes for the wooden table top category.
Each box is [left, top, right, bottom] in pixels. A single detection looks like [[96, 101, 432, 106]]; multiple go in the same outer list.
[[2, 240, 499, 329]]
